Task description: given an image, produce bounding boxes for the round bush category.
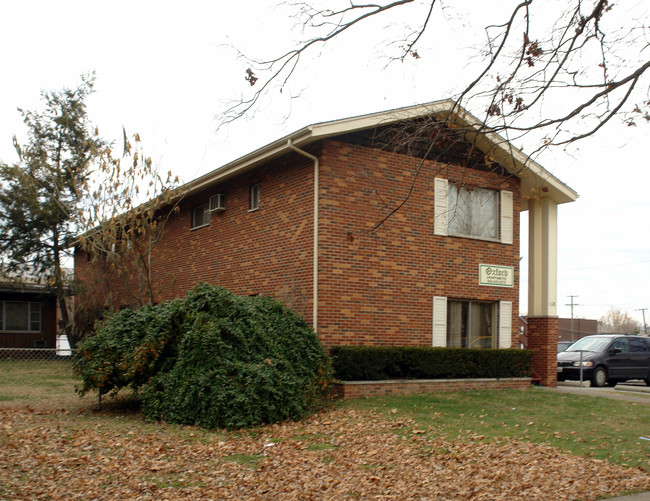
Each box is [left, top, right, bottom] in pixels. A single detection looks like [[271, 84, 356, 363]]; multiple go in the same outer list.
[[76, 283, 333, 429]]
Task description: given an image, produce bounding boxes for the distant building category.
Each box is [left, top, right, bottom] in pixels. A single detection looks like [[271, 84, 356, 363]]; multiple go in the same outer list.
[[0, 278, 58, 349], [519, 316, 598, 347], [0, 268, 72, 349], [558, 318, 598, 342]]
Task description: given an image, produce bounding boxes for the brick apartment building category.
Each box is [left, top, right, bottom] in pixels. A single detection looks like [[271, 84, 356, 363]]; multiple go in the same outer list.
[[74, 100, 577, 386]]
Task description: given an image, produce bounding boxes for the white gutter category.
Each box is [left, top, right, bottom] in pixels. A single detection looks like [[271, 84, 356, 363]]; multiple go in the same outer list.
[[287, 139, 319, 333]]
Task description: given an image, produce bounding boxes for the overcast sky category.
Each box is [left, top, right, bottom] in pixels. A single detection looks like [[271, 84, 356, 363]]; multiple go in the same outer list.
[[1, 1, 648, 327]]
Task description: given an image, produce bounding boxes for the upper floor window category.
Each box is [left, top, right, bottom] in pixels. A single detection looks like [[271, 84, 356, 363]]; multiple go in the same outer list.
[[434, 177, 512, 244], [250, 184, 261, 211], [448, 184, 498, 239], [0, 301, 41, 332], [191, 203, 209, 229]]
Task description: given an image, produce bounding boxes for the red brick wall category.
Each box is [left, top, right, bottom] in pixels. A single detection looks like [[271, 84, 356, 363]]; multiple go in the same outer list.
[[528, 316, 559, 387], [558, 318, 597, 342], [76, 151, 317, 324], [151, 153, 316, 319], [75, 138, 521, 349], [337, 378, 532, 399], [317, 139, 520, 347]]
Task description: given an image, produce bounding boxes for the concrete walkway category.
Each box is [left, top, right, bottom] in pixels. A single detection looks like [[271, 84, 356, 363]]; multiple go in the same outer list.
[[540, 381, 650, 500], [542, 380, 650, 405], [607, 494, 650, 501]]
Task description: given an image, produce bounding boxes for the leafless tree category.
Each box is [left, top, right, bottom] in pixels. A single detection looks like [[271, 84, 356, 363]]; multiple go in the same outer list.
[[598, 308, 641, 334], [76, 130, 183, 309], [216, 0, 648, 232], [220, 0, 649, 153]]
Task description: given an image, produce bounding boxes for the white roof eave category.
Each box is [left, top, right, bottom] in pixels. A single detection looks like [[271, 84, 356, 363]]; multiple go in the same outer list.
[[185, 99, 577, 208]]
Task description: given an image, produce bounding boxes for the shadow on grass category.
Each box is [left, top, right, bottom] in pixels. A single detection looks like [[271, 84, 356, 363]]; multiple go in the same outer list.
[[94, 393, 142, 415]]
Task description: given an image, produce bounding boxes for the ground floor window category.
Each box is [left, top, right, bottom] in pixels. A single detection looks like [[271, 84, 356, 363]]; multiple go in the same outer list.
[[0, 301, 41, 332], [447, 300, 495, 349]]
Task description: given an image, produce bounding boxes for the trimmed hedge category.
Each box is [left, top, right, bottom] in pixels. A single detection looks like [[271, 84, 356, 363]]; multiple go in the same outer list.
[[74, 283, 333, 429], [330, 346, 533, 381]]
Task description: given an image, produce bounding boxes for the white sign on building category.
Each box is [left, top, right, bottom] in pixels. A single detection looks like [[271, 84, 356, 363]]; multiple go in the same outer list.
[[479, 264, 514, 288]]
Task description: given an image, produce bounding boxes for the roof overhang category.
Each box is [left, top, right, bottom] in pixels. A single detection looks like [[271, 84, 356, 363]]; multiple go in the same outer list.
[[0, 282, 58, 296], [183, 99, 578, 210]]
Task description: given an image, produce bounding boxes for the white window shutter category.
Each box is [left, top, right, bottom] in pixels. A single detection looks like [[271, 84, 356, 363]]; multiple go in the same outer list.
[[499, 301, 513, 348], [434, 177, 448, 236], [432, 296, 447, 347], [501, 190, 513, 244]]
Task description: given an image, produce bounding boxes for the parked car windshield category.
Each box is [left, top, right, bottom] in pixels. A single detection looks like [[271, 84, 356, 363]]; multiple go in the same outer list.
[[565, 336, 612, 353]]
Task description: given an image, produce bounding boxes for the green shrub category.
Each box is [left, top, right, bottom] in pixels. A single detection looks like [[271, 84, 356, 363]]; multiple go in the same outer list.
[[74, 283, 333, 429], [74, 299, 185, 397], [330, 346, 533, 381]]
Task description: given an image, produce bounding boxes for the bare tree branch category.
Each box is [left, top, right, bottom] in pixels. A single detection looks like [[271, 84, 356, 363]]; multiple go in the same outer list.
[[219, 0, 650, 228]]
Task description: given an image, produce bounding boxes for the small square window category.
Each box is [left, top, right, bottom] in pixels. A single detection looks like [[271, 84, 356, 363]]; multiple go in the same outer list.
[[191, 204, 209, 229], [448, 184, 498, 239], [5, 302, 29, 331], [250, 184, 261, 211], [447, 300, 495, 349]]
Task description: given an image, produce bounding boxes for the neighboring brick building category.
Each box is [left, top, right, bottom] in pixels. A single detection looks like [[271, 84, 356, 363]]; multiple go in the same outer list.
[[75, 100, 577, 385], [0, 280, 58, 349], [558, 318, 598, 342], [519, 317, 598, 346]]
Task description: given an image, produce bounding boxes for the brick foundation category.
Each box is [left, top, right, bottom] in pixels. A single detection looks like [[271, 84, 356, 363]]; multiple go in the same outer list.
[[527, 316, 559, 387], [336, 378, 532, 399]]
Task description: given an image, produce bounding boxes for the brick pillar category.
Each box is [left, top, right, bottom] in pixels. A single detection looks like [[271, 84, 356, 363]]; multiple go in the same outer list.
[[527, 316, 558, 387]]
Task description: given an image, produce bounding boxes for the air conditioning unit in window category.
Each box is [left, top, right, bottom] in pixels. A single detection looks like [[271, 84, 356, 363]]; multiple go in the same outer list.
[[209, 193, 226, 212]]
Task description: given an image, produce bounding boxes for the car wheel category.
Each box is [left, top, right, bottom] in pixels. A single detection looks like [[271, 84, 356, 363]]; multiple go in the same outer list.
[[591, 366, 608, 387], [645, 371, 650, 386]]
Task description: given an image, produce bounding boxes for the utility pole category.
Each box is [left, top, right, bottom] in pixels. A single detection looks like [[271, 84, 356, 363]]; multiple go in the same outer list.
[[635, 308, 648, 335], [566, 295, 579, 341]]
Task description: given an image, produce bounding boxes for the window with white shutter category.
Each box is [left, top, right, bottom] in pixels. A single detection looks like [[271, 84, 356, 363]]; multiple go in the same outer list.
[[433, 298, 507, 349], [434, 178, 512, 244]]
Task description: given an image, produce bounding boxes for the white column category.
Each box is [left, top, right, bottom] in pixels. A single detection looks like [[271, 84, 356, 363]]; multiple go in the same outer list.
[[528, 198, 558, 317]]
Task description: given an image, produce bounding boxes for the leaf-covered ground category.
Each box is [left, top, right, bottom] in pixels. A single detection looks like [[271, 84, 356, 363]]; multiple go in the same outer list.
[[1, 406, 649, 500]]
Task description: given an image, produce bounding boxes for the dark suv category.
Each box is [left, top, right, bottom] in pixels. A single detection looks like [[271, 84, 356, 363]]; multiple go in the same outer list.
[[557, 334, 650, 387]]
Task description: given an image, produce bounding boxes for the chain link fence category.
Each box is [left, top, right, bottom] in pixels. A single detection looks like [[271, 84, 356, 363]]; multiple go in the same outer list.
[[0, 334, 72, 360], [0, 347, 74, 361], [0, 342, 79, 407]]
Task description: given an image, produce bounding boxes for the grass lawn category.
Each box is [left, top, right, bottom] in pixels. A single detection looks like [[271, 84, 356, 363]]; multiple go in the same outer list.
[[345, 389, 650, 469], [0, 358, 96, 409], [1, 360, 650, 499]]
